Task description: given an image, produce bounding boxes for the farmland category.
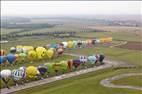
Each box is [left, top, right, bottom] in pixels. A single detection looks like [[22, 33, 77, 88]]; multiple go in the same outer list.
[[1, 17, 142, 94]]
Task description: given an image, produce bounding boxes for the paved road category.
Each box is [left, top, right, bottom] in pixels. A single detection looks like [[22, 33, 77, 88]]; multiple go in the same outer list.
[[1, 63, 112, 94], [100, 73, 142, 91], [0, 53, 135, 94]]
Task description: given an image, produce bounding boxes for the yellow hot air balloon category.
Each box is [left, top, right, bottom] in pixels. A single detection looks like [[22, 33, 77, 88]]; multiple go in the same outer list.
[[28, 50, 37, 60], [26, 66, 39, 78], [36, 47, 47, 59], [23, 46, 34, 51], [46, 49, 54, 59], [67, 41, 73, 48]]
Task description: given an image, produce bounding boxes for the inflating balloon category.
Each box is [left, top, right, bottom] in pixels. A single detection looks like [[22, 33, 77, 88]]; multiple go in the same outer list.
[[46, 49, 54, 59], [67, 41, 73, 48], [87, 55, 97, 64], [73, 59, 82, 68], [67, 59, 73, 70], [19, 53, 27, 61], [28, 50, 37, 60], [0, 69, 12, 89], [44, 63, 54, 73], [7, 53, 16, 64], [10, 47, 16, 54], [37, 65, 47, 75], [36, 47, 47, 59], [0, 56, 7, 64], [62, 42, 68, 49], [0, 49, 5, 56], [50, 43, 57, 49], [16, 46, 23, 53], [26, 66, 39, 78], [60, 61, 68, 72], [11, 69, 26, 81], [57, 48, 64, 55]]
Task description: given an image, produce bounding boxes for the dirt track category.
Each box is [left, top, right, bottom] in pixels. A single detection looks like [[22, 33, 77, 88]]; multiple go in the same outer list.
[[117, 41, 142, 51]]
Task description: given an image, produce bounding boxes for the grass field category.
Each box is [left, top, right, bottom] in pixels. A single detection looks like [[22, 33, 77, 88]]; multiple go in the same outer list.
[[65, 46, 142, 67], [12, 68, 142, 94], [1, 25, 142, 94], [112, 75, 142, 87], [76, 31, 141, 42]]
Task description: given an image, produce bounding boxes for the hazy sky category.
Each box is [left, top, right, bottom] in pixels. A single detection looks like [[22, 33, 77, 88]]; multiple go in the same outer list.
[[1, 1, 142, 16]]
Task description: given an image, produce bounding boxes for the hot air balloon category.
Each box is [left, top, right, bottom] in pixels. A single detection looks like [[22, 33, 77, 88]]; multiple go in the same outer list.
[[0, 56, 7, 65], [44, 63, 54, 74], [0, 69, 12, 89], [67, 41, 73, 48], [58, 43, 64, 49], [79, 56, 87, 64], [53, 63, 61, 74], [7, 53, 16, 64], [57, 48, 64, 56], [72, 41, 78, 48], [10, 47, 16, 54], [26, 66, 39, 78], [0, 49, 5, 56], [50, 43, 57, 49], [19, 53, 27, 63], [67, 59, 73, 71], [37, 65, 48, 76], [11, 68, 26, 86], [99, 54, 105, 64], [36, 47, 47, 59], [46, 49, 54, 59], [60, 61, 68, 73], [87, 55, 97, 64], [16, 45, 23, 53], [62, 42, 68, 49], [72, 59, 82, 69], [28, 50, 37, 61]]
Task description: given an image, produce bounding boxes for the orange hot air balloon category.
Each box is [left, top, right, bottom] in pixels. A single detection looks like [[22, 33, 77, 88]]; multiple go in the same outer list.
[[0, 49, 5, 56]]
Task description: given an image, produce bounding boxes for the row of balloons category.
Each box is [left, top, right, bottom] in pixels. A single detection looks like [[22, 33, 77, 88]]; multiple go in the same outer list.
[[0, 37, 112, 65], [0, 54, 105, 89]]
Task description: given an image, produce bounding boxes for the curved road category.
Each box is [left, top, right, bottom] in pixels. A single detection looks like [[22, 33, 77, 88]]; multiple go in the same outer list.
[[100, 73, 142, 90]]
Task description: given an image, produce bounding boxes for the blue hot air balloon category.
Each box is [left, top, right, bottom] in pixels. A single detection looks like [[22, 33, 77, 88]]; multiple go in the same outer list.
[[87, 55, 97, 64], [0, 56, 7, 64], [7, 53, 16, 64]]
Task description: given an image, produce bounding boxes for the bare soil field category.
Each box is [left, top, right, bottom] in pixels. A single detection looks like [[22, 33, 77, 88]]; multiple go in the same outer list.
[[117, 41, 142, 51], [88, 26, 142, 35]]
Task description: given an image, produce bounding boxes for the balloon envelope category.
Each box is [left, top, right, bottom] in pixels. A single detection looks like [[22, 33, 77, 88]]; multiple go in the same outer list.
[[0, 56, 7, 64], [36, 47, 47, 59], [67, 41, 73, 48], [26, 66, 39, 78], [7, 54, 16, 64], [0, 50, 5, 56], [47, 49, 54, 59], [87, 55, 97, 64], [28, 50, 37, 60], [0, 69, 11, 78]]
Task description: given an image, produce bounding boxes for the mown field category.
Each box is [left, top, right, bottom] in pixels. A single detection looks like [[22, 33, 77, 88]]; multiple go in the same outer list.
[[112, 75, 142, 87], [1, 25, 142, 94], [12, 68, 142, 94]]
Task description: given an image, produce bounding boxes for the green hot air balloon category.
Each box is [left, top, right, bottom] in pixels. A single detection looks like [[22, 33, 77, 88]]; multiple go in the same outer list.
[[44, 63, 54, 74]]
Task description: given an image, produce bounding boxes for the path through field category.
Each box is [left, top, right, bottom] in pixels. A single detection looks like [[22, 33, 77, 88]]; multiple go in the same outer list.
[[100, 73, 142, 90], [0, 53, 136, 94]]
